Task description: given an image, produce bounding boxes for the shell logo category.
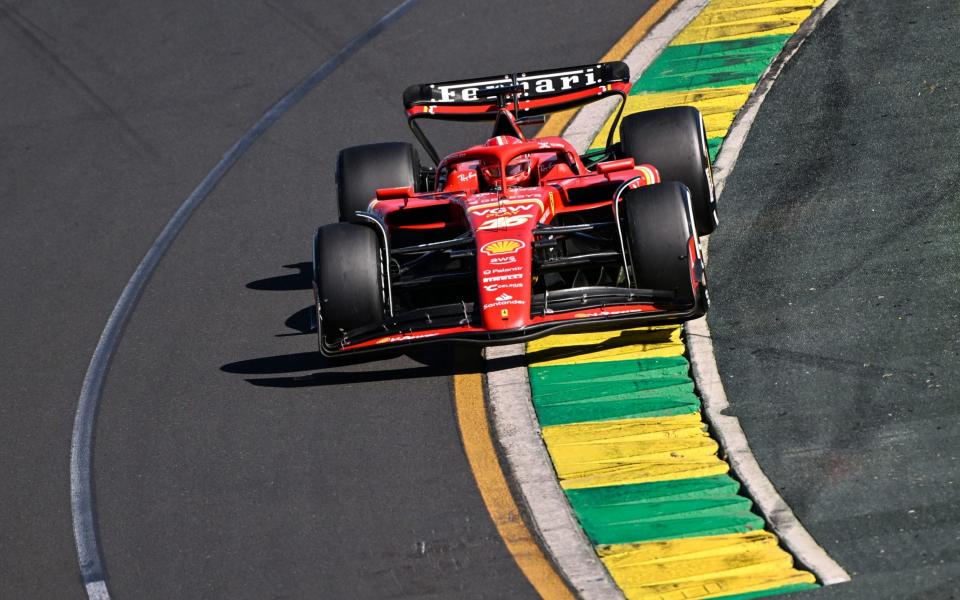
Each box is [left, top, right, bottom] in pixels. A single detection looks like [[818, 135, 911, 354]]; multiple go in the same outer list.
[[480, 239, 525, 256]]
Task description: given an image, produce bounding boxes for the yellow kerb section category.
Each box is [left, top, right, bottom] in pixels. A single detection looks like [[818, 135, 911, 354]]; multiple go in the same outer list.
[[542, 413, 729, 490], [590, 84, 756, 149], [598, 531, 817, 599], [527, 325, 684, 367], [672, 0, 825, 45]]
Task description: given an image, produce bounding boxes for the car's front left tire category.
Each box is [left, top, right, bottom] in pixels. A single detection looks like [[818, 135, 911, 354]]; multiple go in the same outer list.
[[313, 222, 384, 342]]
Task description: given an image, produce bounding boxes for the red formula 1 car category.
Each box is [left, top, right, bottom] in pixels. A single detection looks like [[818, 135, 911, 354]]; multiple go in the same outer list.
[[312, 61, 717, 356]]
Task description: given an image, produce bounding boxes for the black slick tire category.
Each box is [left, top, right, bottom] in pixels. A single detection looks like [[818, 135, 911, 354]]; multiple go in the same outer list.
[[337, 142, 420, 220], [620, 106, 718, 235], [621, 181, 698, 305], [313, 222, 384, 338]]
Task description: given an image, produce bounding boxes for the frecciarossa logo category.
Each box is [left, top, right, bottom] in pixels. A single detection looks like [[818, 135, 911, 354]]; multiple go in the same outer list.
[[433, 67, 602, 103]]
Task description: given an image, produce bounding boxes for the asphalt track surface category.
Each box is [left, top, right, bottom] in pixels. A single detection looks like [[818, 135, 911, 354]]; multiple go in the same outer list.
[[708, 0, 960, 598], [0, 1, 656, 598]]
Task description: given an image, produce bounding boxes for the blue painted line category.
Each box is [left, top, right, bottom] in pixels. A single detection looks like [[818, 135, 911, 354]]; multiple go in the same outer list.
[[68, 1, 420, 597]]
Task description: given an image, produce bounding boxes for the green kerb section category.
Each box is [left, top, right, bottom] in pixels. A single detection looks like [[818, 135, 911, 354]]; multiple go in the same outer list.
[[529, 356, 699, 426], [715, 583, 821, 599], [631, 35, 792, 93], [708, 137, 723, 162], [565, 475, 765, 545]]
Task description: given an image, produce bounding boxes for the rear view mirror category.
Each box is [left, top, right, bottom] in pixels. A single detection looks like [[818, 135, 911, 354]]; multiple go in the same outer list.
[[375, 185, 415, 200], [596, 158, 636, 174]]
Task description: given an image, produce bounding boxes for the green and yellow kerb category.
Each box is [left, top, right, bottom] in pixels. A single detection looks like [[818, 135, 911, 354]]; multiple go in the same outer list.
[[528, 1, 829, 598]]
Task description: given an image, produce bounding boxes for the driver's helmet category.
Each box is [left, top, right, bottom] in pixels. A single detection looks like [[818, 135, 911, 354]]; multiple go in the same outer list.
[[480, 136, 535, 188]]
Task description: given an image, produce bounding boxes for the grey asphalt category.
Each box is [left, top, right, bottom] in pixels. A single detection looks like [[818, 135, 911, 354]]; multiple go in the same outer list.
[[0, 1, 655, 598], [707, 0, 960, 598]]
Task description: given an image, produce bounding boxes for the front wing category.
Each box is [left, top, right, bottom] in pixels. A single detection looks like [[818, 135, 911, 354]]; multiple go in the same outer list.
[[317, 293, 707, 357]]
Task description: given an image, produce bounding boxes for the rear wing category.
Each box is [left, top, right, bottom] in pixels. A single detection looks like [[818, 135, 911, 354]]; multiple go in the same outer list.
[[403, 62, 631, 163], [403, 62, 630, 118]]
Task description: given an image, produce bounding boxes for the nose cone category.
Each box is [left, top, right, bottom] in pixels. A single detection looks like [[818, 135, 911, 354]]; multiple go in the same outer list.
[[475, 232, 532, 331], [467, 189, 550, 331]]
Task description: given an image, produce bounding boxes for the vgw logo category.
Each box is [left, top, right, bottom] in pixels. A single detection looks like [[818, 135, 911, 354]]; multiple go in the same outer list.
[[471, 204, 537, 217]]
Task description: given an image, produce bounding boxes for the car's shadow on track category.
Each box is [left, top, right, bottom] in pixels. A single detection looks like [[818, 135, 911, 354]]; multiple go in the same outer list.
[[246, 262, 312, 291], [277, 307, 314, 337], [224, 262, 527, 387], [221, 346, 526, 387]]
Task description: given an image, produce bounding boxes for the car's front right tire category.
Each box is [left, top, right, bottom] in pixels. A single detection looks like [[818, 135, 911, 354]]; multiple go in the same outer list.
[[621, 181, 701, 306]]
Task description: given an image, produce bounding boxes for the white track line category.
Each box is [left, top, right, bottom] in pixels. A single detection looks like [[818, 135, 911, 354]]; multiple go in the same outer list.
[[689, 0, 850, 585], [67, 2, 422, 598], [85, 581, 110, 600], [482, 2, 710, 597], [486, 0, 852, 591]]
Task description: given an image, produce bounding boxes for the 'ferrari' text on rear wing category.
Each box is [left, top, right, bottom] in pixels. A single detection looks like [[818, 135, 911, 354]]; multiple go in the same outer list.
[[403, 61, 629, 119]]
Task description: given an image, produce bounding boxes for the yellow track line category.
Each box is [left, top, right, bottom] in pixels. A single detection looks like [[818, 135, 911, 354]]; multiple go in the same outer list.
[[537, 0, 681, 138], [454, 372, 576, 599]]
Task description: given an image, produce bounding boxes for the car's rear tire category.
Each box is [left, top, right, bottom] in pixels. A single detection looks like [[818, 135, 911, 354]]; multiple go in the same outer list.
[[337, 142, 420, 220], [313, 223, 384, 337], [620, 106, 717, 235], [621, 182, 698, 305]]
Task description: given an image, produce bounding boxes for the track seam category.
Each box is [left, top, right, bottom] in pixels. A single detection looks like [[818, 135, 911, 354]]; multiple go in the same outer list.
[[688, 0, 851, 584], [557, 0, 710, 153], [537, 0, 686, 139]]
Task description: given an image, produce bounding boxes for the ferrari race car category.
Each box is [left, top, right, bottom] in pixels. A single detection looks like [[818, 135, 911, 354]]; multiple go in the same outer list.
[[312, 61, 718, 356]]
